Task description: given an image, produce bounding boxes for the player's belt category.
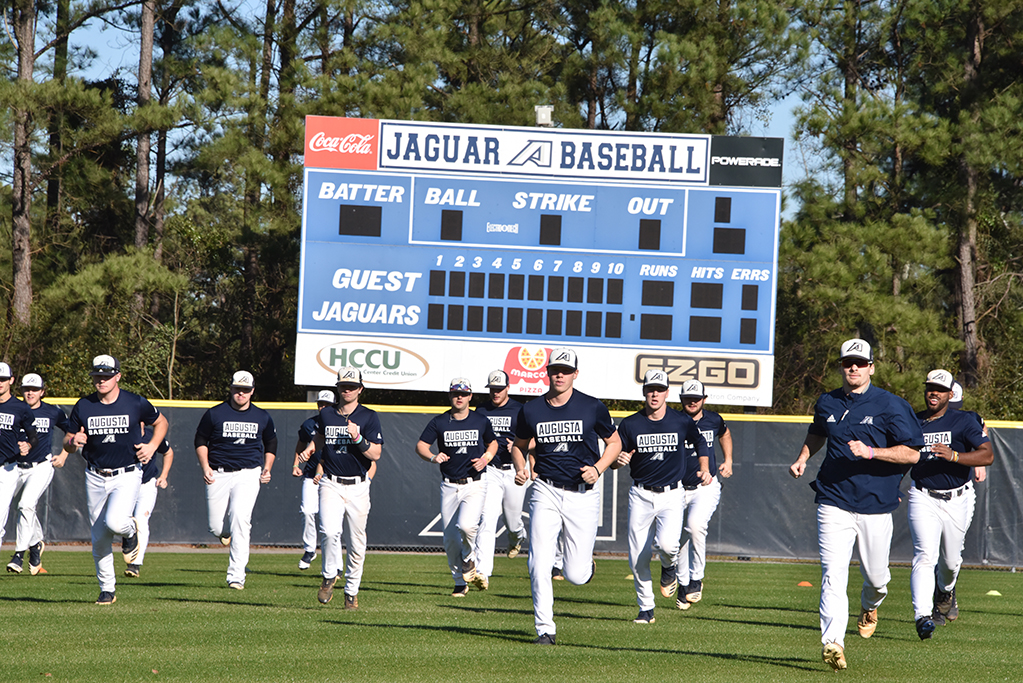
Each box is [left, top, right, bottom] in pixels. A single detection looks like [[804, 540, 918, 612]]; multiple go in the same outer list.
[[493, 463, 514, 470], [635, 481, 683, 493], [213, 465, 251, 473], [444, 471, 484, 485], [323, 474, 366, 485], [916, 482, 970, 501], [88, 464, 140, 477], [539, 477, 593, 492], [16, 460, 43, 469]]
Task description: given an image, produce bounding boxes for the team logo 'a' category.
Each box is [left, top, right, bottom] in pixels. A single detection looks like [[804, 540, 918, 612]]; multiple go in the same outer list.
[[102, 435, 116, 444], [455, 446, 467, 455], [651, 451, 665, 461], [553, 442, 569, 452], [508, 141, 552, 168], [233, 438, 247, 445]]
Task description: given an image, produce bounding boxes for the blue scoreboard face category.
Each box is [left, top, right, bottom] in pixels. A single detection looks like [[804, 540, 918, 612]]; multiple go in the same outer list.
[[297, 117, 782, 405]]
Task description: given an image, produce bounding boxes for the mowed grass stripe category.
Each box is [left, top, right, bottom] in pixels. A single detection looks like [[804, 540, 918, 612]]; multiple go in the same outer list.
[[0, 552, 1019, 682]]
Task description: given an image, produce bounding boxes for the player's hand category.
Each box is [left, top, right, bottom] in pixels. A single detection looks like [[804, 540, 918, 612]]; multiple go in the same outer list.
[[616, 450, 632, 467], [52, 453, 68, 469], [698, 469, 713, 486], [514, 469, 529, 486], [347, 421, 361, 441], [718, 461, 733, 478], [931, 443, 954, 461], [72, 427, 88, 448], [471, 456, 488, 472], [432, 453, 450, 464], [974, 466, 987, 483], [260, 468, 272, 484], [298, 444, 315, 463], [292, 465, 303, 477], [580, 464, 600, 485], [313, 472, 323, 484], [789, 460, 805, 479], [203, 468, 216, 485], [156, 476, 169, 489], [18, 441, 30, 456], [847, 440, 873, 459], [135, 441, 157, 465]]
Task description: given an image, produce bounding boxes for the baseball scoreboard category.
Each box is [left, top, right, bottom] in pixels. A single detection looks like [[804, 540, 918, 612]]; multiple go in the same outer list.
[[296, 116, 783, 405]]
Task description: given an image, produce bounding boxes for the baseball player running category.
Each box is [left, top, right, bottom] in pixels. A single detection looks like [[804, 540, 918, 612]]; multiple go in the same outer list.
[[473, 370, 530, 584], [124, 425, 174, 578], [614, 370, 711, 624], [789, 339, 922, 671], [417, 377, 497, 596], [195, 371, 277, 590], [292, 389, 336, 571], [675, 379, 734, 607], [510, 347, 622, 645], [1, 365, 40, 573], [909, 370, 992, 639], [300, 368, 383, 609], [6, 374, 66, 575], [65, 355, 168, 605]]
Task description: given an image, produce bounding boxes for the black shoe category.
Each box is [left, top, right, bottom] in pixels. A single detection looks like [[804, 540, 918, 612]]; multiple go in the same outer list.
[[6, 552, 24, 574], [121, 518, 140, 564], [685, 579, 703, 603], [551, 566, 564, 580], [534, 633, 556, 645], [451, 584, 469, 597], [634, 609, 655, 624], [659, 565, 677, 597], [124, 563, 140, 578], [585, 560, 595, 584], [916, 616, 936, 640], [28, 541, 44, 575], [298, 551, 316, 570], [96, 591, 117, 605]]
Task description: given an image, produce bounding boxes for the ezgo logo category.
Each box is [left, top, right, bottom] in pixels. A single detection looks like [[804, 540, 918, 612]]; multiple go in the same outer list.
[[316, 341, 429, 385], [635, 355, 759, 388]]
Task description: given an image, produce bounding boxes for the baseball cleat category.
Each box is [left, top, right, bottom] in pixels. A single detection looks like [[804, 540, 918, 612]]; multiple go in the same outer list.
[[298, 551, 316, 570], [660, 565, 678, 598], [343, 593, 358, 610], [857, 607, 878, 638], [684, 579, 702, 603], [471, 571, 489, 591], [124, 563, 141, 578], [460, 558, 477, 585], [946, 592, 959, 621], [676, 594, 691, 611], [585, 560, 596, 584], [822, 642, 846, 671], [451, 584, 469, 597], [6, 552, 24, 574], [934, 585, 957, 621], [220, 535, 231, 546], [507, 538, 522, 559], [96, 591, 117, 605], [916, 616, 936, 640], [533, 633, 556, 645], [551, 566, 564, 580], [931, 607, 946, 626], [228, 582, 244, 590], [318, 576, 337, 604], [634, 609, 655, 624], [121, 518, 141, 564], [28, 541, 44, 575]]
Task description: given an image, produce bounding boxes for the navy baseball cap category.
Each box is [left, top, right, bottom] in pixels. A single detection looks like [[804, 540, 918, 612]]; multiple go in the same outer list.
[[90, 355, 121, 376]]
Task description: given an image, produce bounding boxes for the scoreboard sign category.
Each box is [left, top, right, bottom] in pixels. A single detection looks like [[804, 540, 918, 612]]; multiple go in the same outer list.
[[297, 116, 783, 405]]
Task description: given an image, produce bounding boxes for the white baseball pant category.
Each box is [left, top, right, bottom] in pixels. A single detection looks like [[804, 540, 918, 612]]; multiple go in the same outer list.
[[817, 503, 892, 647], [474, 466, 529, 579], [527, 479, 600, 636], [319, 477, 371, 596], [440, 477, 487, 585], [676, 476, 722, 586], [131, 478, 160, 565], [301, 477, 320, 553], [12, 461, 55, 551], [908, 484, 973, 619], [86, 467, 142, 592], [629, 484, 684, 610], [205, 467, 261, 586]]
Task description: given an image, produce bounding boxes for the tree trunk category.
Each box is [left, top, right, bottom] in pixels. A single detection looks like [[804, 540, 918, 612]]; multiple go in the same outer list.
[[46, 0, 71, 243], [10, 0, 37, 327], [135, 0, 156, 250]]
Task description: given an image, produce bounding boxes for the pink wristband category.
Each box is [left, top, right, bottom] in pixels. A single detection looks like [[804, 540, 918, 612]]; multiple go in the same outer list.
[[867, 446, 874, 459]]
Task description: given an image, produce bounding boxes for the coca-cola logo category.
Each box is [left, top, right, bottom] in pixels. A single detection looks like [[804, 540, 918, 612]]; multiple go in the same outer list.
[[309, 132, 374, 154]]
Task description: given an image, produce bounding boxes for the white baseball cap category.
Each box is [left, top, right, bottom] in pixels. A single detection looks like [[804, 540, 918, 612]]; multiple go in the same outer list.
[[486, 370, 509, 388], [679, 379, 707, 399], [547, 347, 578, 370], [90, 355, 121, 376], [643, 369, 669, 389], [925, 369, 954, 391], [0, 363, 11, 379], [839, 338, 873, 363], [316, 389, 335, 404], [336, 367, 363, 385], [950, 382, 964, 405], [231, 370, 255, 389], [20, 373, 44, 389], [449, 377, 473, 393]]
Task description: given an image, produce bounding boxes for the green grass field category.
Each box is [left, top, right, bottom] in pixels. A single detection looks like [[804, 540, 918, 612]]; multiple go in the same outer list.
[[1, 550, 1019, 682]]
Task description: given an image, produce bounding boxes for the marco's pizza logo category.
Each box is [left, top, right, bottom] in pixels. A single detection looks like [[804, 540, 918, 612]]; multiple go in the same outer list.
[[502, 346, 551, 395], [305, 116, 379, 171]]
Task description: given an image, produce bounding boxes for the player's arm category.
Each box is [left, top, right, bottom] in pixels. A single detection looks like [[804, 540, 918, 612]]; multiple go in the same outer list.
[[717, 427, 733, 478], [472, 436, 499, 472], [293, 440, 308, 476], [195, 444, 215, 484], [511, 437, 530, 484], [847, 440, 919, 464], [697, 455, 712, 485], [582, 430, 622, 485], [790, 432, 827, 479], [156, 446, 174, 488], [930, 440, 993, 467], [416, 440, 446, 464], [259, 422, 278, 483], [367, 460, 377, 481]]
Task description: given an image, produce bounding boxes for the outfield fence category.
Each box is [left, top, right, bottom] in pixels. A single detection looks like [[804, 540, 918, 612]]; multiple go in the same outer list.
[[14, 401, 1022, 568]]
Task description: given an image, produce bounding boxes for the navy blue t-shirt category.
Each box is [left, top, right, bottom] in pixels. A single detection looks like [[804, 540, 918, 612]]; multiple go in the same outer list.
[[912, 408, 988, 491], [313, 404, 383, 478], [688, 409, 728, 473], [195, 401, 276, 470], [419, 410, 496, 480], [618, 408, 709, 488], [0, 396, 38, 464], [140, 426, 172, 484], [474, 399, 523, 468], [807, 383, 924, 514], [297, 416, 322, 478], [515, 390, 617, 487], [22, 402, 69, 464], [68, 390, 160, 469]]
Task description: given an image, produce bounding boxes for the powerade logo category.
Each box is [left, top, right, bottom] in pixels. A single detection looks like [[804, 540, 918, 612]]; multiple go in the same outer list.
[[316, 340, 429, 385]]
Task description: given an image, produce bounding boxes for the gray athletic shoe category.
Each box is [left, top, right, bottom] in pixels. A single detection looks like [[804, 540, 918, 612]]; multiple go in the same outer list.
[[534, 633, 556, 645], [318, 576, 336, 604]]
